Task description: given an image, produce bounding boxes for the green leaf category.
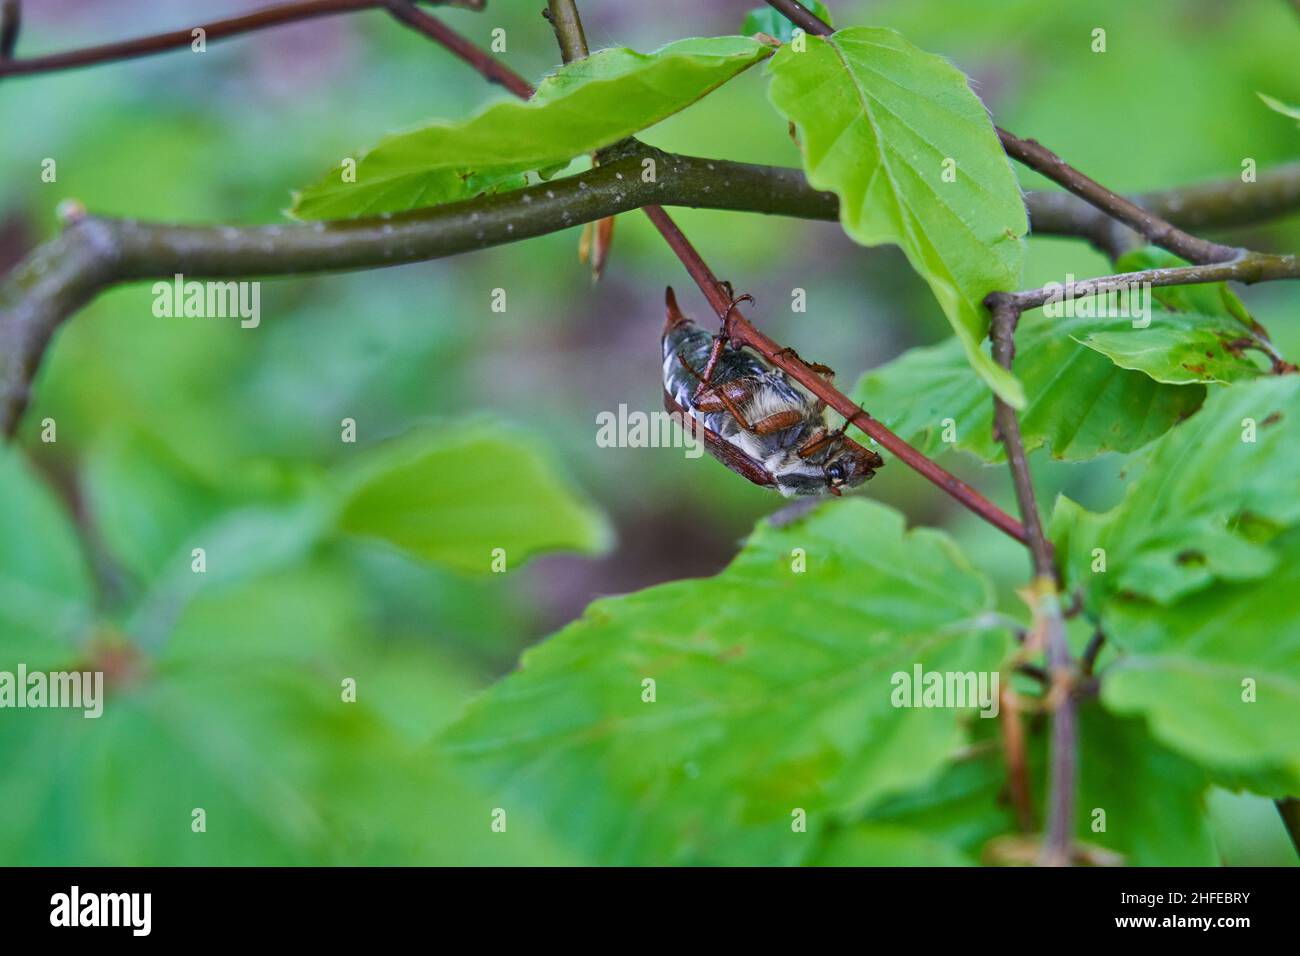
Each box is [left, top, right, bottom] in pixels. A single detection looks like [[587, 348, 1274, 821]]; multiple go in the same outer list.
[[1259, 91, 1300, 125], [1067, 247, 1265, 384], [1096, 525, 1300, 796], [0, 562, 577, 865], [442, 499, 1010, 865], [765, 27, 1029, 406], [82, 430, 225, 586], [1051, 375, 1300, 607], [335, 422, 610, 573], [741, 1, 833, 43], [290, 36, 775, 219], [1075, 316, 1263, 385], [816, 746, 1006, 865], [851, 311, 1205, 462], [0, 448, 94, 662], [1071, 706, 1217, 865]]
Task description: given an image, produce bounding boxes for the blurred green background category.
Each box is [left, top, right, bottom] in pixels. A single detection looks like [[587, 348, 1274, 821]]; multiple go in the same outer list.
[[0, 0, 1296, 864]]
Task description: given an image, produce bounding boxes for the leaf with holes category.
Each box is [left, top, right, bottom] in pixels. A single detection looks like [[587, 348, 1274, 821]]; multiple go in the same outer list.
[[1051, 375, 1300, 607], [1097, 525, 1300, 796]]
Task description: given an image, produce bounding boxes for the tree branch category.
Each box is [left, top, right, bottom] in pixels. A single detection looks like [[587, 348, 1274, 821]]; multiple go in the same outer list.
[[996, 131, 1241, 265], [1026, 162, 1300, 255], [0, 150, 836, 436], [0, 0, 381, 76]]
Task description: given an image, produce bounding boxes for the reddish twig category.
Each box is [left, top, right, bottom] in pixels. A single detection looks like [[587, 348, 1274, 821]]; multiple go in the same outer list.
[[386, 1, 532, 98], [999, 683, 1036, 833], [0, 0, 479, 77]]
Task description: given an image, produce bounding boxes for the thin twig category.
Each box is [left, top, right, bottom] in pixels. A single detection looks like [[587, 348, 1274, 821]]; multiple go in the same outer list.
[[1081, 630, 1105, 676], [0, 0, 391, 76], [386, 0, 533, 98], [999, 682, 1036, 833], [997, 131, 1241, 265], [544, 0, 588, 64], [989, 304, 1052, 577], [0, 0, 20, 61], [1024, 163, 1300, 256], [986, 253, 1300, 315], [990, 299, 1075, 867]]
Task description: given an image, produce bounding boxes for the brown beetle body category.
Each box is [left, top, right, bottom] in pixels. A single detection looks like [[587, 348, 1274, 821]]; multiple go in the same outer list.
[[661, 288, 883, 497]]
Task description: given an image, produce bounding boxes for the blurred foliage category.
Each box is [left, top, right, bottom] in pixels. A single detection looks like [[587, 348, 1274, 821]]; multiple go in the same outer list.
[[1, 0, 1298, 865]]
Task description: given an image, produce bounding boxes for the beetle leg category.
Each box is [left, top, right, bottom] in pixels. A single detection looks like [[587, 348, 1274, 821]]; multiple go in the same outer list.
[[796, 426, 836, 459], [677, 354, 757, 426], [750, 410, 805, 435], [773, 346, 835, 380], [694, 290, 756, 400]]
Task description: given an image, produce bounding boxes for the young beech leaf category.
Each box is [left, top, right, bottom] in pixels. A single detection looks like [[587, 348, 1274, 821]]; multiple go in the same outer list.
[[1068, 247, 1266, 384], [1074, 318, 1264, 386], [1051, 375, 1300, 608], [765, 27, 1029, 407], [1097, 525, 1300, 797], [851, 311, 1206, 463], [441, 499, 1010, 865], [333, 422, 611, 573], [0, 446, 94, 665], [289, 36, 775, 220]]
